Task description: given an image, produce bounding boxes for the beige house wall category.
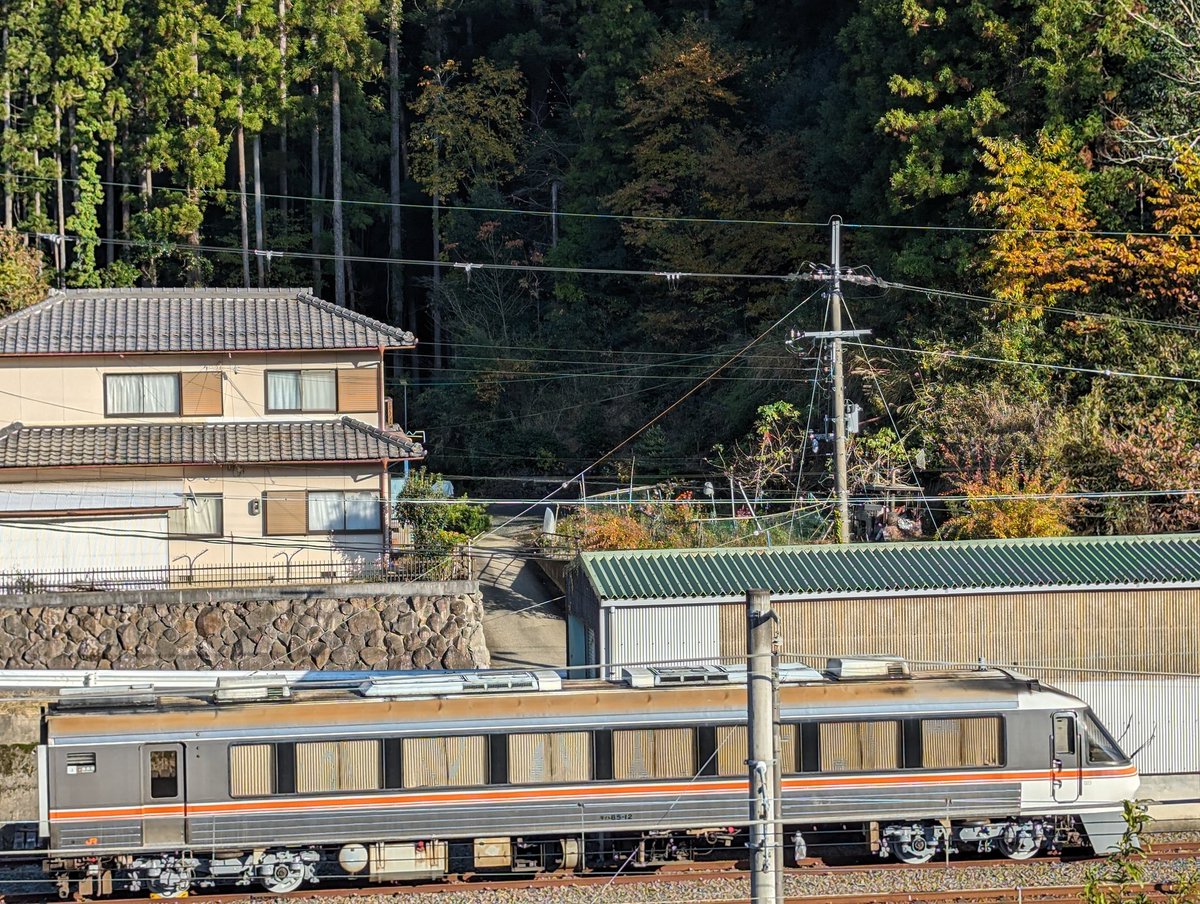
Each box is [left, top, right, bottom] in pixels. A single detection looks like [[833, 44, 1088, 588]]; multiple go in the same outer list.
[[0, 464, 390, 571], [0, 350, 385, 426]]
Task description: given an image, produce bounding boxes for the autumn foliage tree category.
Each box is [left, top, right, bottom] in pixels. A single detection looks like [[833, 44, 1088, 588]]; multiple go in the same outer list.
[[940, 461, 1074, 540], [0, 228, 48, 314], [1101, 411, 1200, 534]]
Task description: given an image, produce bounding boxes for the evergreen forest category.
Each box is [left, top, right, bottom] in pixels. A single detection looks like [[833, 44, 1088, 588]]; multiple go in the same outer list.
[[3, 0, 1200, 539]]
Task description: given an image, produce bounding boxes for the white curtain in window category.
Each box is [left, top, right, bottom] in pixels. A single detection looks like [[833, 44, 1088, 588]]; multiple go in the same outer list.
[[308, 492, 344, 532], [189, 496, 222, 534], [344, 491, 378, 531], [107, 374, 178, 414], [141, 374, 179, 413], [300, 371, 337, 410], [267, 371, 302, 410], [106, 375, 143, 414], [168, 495, 222, 536]]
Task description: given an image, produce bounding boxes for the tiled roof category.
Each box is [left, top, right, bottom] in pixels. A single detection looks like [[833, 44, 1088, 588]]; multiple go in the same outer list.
[[0, 418, 423, 468], [0, 288, 416, 355], [577, 534, 1200, 602]]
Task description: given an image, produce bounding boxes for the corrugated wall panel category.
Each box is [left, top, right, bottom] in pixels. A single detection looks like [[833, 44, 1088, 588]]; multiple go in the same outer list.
[[1045, 676, 1200, 775], [607, 604, 720, 678], [614, 729, 651, 780], [716, 589, 1200, 675], [654, 727, 694, 778], [921, 720, 961, 770], [962, 717, 1002, 767], [402, 736, 486, 788], [338, 739, 380, 791], [229, 744, 272, 798], [446, 736, 487, 787], [508, 732, 590, 784], [780, 723, 799, 772], [716, 726, 747, 776], [509, 733, 550, 783], [820, 721, 899, 772], [297, 741, 338, 793], [715, 725, 798, 775], [614, 728, 694, 779]]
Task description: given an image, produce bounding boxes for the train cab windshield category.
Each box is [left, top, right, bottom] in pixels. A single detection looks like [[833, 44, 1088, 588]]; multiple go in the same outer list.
[[1082, 711, 1126, 764]]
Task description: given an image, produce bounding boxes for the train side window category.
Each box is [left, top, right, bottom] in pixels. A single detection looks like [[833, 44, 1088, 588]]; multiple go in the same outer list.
[[296, 740, 381, 793], [613, 728, 695, 780], [799, 723, 820, 773], [229, 744, 274, 797], [920, 717, 1002, 768], [384, 739, 404, 789], [65, 752, 97, 775], [1082, 713, 1125, 764], [508, 732, 591, 784], [1054, 715, 1076, 756], [714, 724, 799, 776], [150, 750, 178, 798], [818, 721, 900, 772], [276, 742, 296, 794], [593, 730, 613, 781], [402, 735, 486, 788]]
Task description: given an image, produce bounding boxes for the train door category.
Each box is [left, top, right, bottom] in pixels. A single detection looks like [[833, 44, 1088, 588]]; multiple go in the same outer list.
[[141, 744, 186, 847], [1051, 712, 1082, 803]]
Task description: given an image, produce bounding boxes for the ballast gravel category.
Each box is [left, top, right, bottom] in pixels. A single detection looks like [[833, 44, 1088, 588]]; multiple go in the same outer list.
[[222, 857, 1200, 904]]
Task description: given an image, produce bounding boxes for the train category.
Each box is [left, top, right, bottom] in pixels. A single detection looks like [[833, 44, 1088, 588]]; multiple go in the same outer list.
[[15, 658, 1137, 897]]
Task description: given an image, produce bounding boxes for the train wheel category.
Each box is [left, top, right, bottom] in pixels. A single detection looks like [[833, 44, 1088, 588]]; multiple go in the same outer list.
[[892, 828, 936, 865], [998, 828, 1041, 860], [260, 862, 305, 894]]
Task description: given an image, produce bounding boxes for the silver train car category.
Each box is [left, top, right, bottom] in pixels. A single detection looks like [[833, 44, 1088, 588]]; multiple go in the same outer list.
[[30, 660, 1137, 897]]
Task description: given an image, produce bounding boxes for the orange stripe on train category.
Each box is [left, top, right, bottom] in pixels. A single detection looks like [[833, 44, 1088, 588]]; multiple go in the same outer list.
[[48, 764, 1136, 822]]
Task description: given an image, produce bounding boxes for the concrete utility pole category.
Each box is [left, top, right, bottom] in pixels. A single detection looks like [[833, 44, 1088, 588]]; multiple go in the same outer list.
[[796, 217, 871, 544], [747, 589, 779, 904], [829, 217, 850, 543]]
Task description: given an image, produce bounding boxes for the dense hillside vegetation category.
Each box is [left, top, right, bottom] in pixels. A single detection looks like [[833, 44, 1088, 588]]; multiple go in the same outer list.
[[3, 0, 1200, 536]]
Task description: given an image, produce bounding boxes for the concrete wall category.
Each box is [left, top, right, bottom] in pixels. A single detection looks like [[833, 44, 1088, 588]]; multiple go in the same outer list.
[[0, 698, 41, 825], [0, 350, 382, 426], [0, 581, 489, 671]]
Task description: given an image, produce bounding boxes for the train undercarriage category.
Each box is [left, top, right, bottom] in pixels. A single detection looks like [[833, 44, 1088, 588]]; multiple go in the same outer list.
[[42, 815, 1089, 898]]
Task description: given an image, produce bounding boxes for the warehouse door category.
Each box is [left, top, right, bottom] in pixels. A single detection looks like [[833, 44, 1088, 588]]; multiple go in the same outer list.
[[1051, 713, 1081, 802], [141, 744, 187, 847]]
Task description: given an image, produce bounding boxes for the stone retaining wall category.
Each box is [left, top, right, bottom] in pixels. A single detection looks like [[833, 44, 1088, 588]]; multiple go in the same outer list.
[[0, 581, 490, 671]]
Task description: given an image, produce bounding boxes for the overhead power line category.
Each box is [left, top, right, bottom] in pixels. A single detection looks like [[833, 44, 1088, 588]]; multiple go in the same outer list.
[[861, 339, 1200, 387], [25, 231, 794, 284], [14, 172, 1200, 240]]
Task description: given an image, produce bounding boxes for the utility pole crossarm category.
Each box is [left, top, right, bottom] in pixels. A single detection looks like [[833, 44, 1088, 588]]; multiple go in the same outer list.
[[799, 329, 871, 340], [787, 269, 886, 289]]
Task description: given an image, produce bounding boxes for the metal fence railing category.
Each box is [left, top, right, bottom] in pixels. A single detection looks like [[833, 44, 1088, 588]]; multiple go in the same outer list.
[[0, 548, 473, 595]]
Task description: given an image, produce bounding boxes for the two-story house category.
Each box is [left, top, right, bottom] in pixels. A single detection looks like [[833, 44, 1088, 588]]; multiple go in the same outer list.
[[0, 287, 423, 583]]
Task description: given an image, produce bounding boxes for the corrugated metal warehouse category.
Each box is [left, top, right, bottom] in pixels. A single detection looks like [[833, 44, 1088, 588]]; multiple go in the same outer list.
[[565, 534, 1200, 777]]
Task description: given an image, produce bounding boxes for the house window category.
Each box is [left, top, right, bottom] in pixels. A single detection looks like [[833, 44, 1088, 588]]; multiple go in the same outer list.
[[307, 491, 379, 533], [266, 370, 337, 412], [105, 373, 180, 416], [168, 494, 223, 537]]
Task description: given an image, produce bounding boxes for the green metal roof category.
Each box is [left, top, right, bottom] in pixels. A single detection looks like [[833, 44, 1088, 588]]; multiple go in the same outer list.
[[577, 534, 1200, 603]]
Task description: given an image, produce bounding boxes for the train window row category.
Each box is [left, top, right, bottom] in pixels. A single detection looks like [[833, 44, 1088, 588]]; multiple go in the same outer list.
[[227, 716, 1004, 797]]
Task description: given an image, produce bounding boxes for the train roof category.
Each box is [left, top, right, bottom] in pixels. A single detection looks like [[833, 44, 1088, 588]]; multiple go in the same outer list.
[[38, 661, 1084, 746]]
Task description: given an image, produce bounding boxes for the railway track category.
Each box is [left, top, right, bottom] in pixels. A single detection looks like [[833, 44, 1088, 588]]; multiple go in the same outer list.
[[2, 844, 1198, 904]]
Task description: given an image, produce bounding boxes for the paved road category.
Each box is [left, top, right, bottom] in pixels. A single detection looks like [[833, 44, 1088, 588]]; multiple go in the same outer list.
[[474, 516, 566, 670]]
